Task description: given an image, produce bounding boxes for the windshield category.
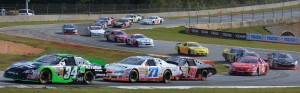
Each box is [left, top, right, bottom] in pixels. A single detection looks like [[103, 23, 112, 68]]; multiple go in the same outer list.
[[116, 31, 125, 35], [119, 57, 145, 65], [90, 26, 102, 30], [188, 43, 201, 47], [146, 17, 156, 19], [243, 53, 258, 57], [125, 15, 134, 18], [237, 58, 258, 63], [135, 35, 146, 38], [117, 19, 126, 22], [274, 53, 290, 58], [34, 55, 63, 63], [64, 25, 75, 28]]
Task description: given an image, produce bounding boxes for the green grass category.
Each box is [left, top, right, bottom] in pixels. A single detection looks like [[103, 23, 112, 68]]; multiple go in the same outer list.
[[221, 26, 272, 34], [125, 26, 300, 52], [0, 20, 93, 28], [1, 88, 300, 93], [0, 33, 143, 70], [165, 3, 300, 20]]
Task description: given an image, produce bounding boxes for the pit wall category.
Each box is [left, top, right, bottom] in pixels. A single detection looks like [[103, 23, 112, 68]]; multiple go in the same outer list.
[[1, 0, 300, 22]]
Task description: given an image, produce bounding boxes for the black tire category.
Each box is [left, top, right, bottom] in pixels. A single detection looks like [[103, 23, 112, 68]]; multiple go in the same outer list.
[[162, 70, 172, 83], [129, 69, 139, 83], [177, 48, 181, 54], [201, 70, 208, 81], [125, 40, 129, 45], [14, 80, 21, 82], [83, 71, 95, 84], [135, 41, 139, 47], [152, 21, 155, 25], [106, 36, 110, 41], [256, 69, 260, 76], [39, 69, 52, 84], [160, 20, 162, 24], [114, 38, 118, 42], [188, 49, 191, 55]]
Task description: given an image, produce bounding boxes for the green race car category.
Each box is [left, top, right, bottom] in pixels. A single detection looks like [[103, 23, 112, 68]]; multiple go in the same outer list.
[[3, 53, 106, 84]]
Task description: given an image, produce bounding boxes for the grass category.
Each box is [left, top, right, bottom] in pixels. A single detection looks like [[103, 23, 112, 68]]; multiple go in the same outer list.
[[165, 3, 300, 20], [1, 88, 300, 93], [125, 26, 300, 52], [0, 33, 144, 70], [221, 26, 272, 34], [0, 20, 93, 28]]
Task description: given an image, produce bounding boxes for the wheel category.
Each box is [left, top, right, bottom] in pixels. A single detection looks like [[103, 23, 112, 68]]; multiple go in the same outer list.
[[160, 20, 162, 24], [83, 71, 95, 84], [177, 48, 181, 54], [125, 40, 129, 45], [256, 68, 260, 76], [114, 38, 118, 42], [135, 41, 139, 47], [188, 49, 191, 55], [89, 33, 92, 37], [39, 69, 52, 84], [228, 72, 234, 76], [106, 36, 110, 41], [201, 70, 208, 81], [162, 70, 171, 83], [152, 21, 155, 25], [129, 69, 139, 83]]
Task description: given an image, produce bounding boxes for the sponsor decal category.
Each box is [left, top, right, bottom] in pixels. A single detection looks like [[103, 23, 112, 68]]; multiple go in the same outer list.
[[234, 33, 247, 40], [264, 35, 280, 42], [191, 29, 199, 34], [221, 32, 233, 38], [200, 30, 209, 35], [210, 31, 220, 37], [247, 34, 263, 40], [281, 36, 298, 43]]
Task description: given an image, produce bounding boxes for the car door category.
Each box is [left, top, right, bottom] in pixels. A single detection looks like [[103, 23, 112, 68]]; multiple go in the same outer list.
[[180, 43, 188, 54], [63, 57, 80, 80], [145, 59, 160, 79], [186, 59, 198, 78]]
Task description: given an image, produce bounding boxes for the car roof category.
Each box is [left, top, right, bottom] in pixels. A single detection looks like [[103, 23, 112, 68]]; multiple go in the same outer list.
[[186, 42, 198, 44], [241, 56, 259, 59], [129, 56, 154, 59], [55, 53, 75, 57]]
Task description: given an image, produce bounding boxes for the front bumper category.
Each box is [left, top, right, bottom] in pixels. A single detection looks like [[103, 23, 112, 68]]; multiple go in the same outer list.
[[273, 64, 297, 70], [3, 70, 38, 81], [229, 70, 257, 76], [137, 42, 154, 47], [102, 73, 129, 81], [191, 51, 209, 56], [90, 33, 104, 37]]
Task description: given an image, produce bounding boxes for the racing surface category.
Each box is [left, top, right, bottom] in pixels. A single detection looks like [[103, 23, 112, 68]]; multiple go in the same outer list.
[[0, 9, 300, 87]]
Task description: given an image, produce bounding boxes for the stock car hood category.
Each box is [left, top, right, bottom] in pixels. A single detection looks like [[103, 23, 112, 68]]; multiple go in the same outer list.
[[90, 29, 105, 34], [105, 63, 139, 71], [189, 47, 208, 51], [136, 38, 153, 42], [231, 62, 258, 68], [142, 19, 153, 22], [116, 34, 129, 38], [274, 58, 294, 63]]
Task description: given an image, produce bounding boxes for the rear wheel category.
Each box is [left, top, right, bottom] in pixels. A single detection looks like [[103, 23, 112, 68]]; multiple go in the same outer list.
[[114, 38, 118, 42], [106, 36, 110, 41], [256, 69, 260, 76], [188, 49, 191, 55], [201, 70, 208, 81], [135, 41, 139, 47], [177, 48, 181, 54], [125, 40, 129, 45], [39, 69, 52, 84], [162, 70, 171, 83], [83, 71, 95, 84], [129, 70, 139, 83]]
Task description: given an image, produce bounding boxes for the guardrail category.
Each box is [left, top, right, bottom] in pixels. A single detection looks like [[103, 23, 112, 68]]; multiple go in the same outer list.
[[185, 27, 300, 45]]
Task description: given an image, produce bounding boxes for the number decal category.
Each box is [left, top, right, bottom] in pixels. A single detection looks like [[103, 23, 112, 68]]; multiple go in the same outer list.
[[64, 66, 79, 79], [148, 67, 158, 78]]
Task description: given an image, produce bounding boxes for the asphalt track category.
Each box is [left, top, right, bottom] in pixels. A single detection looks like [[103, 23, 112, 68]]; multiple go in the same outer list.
[[0, 8, 300, 88]]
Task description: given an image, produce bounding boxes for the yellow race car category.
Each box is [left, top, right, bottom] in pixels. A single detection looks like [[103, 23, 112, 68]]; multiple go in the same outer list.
[[175, 42, 209, 56]]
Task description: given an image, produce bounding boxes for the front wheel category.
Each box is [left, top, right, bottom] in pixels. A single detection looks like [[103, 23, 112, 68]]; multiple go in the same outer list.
[[39, 69, 52, 84], [135, 41, 139, 47], [129, 70, 139, 83], [162, 70, 171, 83], [188, 49, 192, 55], [177, 48, 181, 54], [83, 71, 95, 84], [201, 70, 208, 81]]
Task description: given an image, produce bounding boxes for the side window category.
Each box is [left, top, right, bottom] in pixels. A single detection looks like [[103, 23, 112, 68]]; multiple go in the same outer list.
[[146, 59, 156, 66], [178, 59, 186, 66], [187, 59, 197, 66], [75, 57, 89, 66], [64, 57, 76, 66]]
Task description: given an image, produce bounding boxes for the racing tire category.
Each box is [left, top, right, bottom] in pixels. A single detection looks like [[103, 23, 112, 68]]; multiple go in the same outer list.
[[188, 49, 192, 55], [129, 69, 139, 83], [135, 41, 139, 47], [177, 48, 181, 54], [106, 36, 110, 41], [256, 69, 260, 76], [201, 70, 208, 81], [152, 21, 155, 25], [125, 40, 129, 45], [162, 70, 171, 83], [39, 69, 52, 84], [114, 38, 118, 42], [83, 71, 95, 84], [160, 20, 163, 24]]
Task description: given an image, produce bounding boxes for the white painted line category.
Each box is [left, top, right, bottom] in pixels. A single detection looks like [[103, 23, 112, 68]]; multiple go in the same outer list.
[[109, 86, 298, 89]]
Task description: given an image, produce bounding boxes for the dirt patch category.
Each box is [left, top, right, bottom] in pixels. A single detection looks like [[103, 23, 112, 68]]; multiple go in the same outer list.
[[0, 40, 44, 55]]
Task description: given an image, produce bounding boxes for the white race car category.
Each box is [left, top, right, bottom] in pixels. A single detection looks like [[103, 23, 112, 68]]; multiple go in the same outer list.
[[103, 56, 182, 83], [141, 16, 164, 25], [87, 26, 105, 37], [125, 34, 154, 47], [123, 14, 143, 23]]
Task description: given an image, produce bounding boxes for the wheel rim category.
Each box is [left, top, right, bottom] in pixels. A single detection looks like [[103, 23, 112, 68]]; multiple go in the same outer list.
[[84, 71, 94, 83], [40, 70, 51, 84], [130, 71, 138, 82], [202, 71, 208, 80], [164, 72, 171, 82]]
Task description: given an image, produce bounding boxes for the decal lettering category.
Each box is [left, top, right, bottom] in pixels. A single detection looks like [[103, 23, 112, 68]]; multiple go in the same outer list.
[[148, 67, 159, 78], [64, 66, 79, 79]]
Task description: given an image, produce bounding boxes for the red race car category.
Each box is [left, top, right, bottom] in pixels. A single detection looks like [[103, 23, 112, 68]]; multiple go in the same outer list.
[[165, 56, 217, 81], [229, 56, 269, 76], [104, 30, 129, 43]]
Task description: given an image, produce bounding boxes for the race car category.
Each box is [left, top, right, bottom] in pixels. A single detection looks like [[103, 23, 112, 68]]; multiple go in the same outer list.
[[87, 25, 105, 37], [267, 52, 297, 70], [165, 56, 217, 80], [236, 52, 260, 61], [123, 14, 143, 23], [103, 56, 182, 83], [3, 54, 106, 84], [175, 42, 209, 56], [222, 48, 249, 62], [93, 20, 108, 29], [104, 30, 129, 43], [125, 34, 154, 47], [96, 17, 115, 25], [112, 19, 132, 28], [229, 56, 269, 76], [62, 24, 78, 35], [141, 16, 164, 25]]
